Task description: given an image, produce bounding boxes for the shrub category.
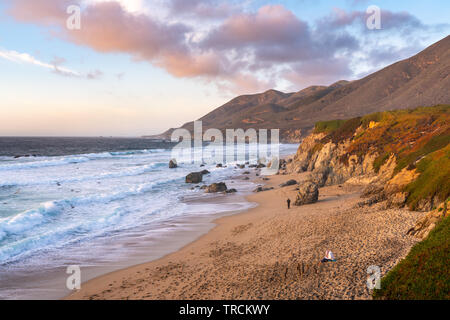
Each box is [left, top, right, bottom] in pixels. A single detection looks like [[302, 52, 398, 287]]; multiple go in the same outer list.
[[373, 215, 450, 300]]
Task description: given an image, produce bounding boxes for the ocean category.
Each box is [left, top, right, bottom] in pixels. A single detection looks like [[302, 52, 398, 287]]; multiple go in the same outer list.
[[0, 137, 298, 299]]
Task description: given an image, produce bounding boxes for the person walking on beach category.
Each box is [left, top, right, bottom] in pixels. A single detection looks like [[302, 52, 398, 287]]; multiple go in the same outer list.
[[287, 198, 291, 209]]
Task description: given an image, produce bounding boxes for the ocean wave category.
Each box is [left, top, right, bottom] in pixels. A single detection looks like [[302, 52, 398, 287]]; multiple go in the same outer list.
[[0, 156, 91, 171], [0, 207, 127, 263], [0, 174, 186, 241], [0, 149, 169, 171], [0, 162, 167, 187]]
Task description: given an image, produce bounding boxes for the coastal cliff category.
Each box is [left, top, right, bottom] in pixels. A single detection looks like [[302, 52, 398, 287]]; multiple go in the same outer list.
[[286, 105, 449, 216], [284, 105, 449, 299]]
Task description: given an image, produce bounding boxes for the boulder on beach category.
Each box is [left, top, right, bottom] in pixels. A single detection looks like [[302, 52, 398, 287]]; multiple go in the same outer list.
[[205, 182, 228, 193], [294, 181, 319, 206], [169, 159, 177, 168], [186, 172, 203, 183], [226, 188, 237, 194], [279, 179, 297, 187], [253, 186, 274, 193], [216, 164, 223, 168]]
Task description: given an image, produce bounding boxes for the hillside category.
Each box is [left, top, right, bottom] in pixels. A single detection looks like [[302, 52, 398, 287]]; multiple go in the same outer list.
[[158, 35, 450, 142]]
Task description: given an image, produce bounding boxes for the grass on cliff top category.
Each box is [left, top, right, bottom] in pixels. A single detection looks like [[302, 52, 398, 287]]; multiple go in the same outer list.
[[314, 119, 347, 134], [405, 144, 450, 210], [373, 213, 450, 300]]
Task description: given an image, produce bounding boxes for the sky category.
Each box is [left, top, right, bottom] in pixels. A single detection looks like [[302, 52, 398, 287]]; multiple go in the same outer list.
[[0, 0, 449, 136]]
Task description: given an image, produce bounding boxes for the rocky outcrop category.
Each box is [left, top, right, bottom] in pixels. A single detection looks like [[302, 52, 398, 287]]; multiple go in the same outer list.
[[186, 172, 203, 183], [205, 182, 228, 193], [407, 201, 449, 239], [169, 159, 177, 168], [294, 181, 319, 206], [279, 179, 297, 187], [360, 167, 420, 209], [287, 132, 378, 188], [253, 186, 274, 193]]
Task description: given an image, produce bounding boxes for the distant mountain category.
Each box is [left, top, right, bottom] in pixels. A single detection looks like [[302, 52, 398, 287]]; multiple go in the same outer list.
[[156, 35, 450, 142]]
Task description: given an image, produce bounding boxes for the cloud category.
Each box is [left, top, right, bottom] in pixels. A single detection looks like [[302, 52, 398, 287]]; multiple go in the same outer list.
[[169, 0, 241, 20], [4, 0, 441, 94], [319, 7, 426, 33], [0, 48, 80, 76], [0, 48, 104, 79]]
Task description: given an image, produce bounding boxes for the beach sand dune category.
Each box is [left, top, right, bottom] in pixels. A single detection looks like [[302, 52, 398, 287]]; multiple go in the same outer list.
[[67, 173, 423, 300]]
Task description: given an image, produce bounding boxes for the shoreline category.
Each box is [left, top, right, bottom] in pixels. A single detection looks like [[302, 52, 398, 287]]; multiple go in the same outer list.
[[0, 175, 257, 300], [66, 170, 424, 300]]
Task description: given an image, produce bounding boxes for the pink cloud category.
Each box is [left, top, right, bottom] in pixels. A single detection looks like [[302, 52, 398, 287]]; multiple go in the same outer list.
[[4, 0, 434, 94]]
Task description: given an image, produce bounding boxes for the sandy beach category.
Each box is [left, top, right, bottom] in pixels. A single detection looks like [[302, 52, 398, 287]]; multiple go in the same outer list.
[[66, 169, 424, 300]]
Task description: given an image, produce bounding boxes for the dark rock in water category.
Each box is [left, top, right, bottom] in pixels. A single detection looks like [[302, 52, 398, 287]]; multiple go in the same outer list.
[[226, 188, 237, 194], [256, 163, 266, 168], [238, 164, 245, 169], [280, 179, 297, 187], [263, 178, 270, 181], [249, 164, 257, 168], [186, 172, 203, 183], [200, 185, 208, 190], [169, 159, 177, 168], [243, 171, 251, 175], [253, 186, 274, 193], [201, 170, 210, 175], [245, 162, 249, 165], [294, 181, 319, 206], [216, 164, 223, 168], [243, 177, 250, 180], [200, 164, 205, 167], [205, 182, 227, 193]]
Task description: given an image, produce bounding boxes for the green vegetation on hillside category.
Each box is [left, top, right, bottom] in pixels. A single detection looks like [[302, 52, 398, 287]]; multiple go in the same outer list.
[[373, 213, 450, 300], [405, 144, 450, 210], [314, 119, 346, 134]]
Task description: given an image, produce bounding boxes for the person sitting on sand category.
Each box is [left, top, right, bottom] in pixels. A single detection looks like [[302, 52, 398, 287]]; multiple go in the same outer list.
[[287, 198, 291, 209], [320, 250, 336, 263]]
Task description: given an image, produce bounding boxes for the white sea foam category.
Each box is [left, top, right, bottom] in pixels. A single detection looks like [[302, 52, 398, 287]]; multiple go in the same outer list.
[[0, 143, 299, 268]]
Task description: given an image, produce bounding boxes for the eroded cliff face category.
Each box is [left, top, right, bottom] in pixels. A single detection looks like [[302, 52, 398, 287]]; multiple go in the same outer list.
[[286, 132, 379, 187]]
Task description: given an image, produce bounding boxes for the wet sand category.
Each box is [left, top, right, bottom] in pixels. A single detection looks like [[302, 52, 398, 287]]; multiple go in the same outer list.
[[67, 172, 423, 300]]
